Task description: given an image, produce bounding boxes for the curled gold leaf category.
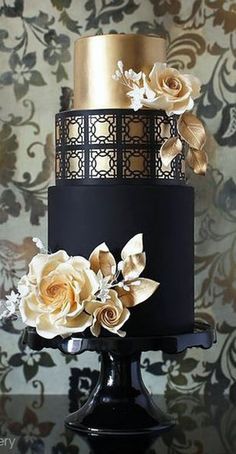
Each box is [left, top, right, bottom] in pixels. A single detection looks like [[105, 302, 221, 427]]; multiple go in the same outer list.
[[121, 234, 143, 261], [186, 147, 208, 175], [160, 137, 183, 166], [178, 112, 206, 150], [117, 278, 159, 307], [89, 243, 109, 273], [122, 252, 146, 280], [99, 250, 116, 277]]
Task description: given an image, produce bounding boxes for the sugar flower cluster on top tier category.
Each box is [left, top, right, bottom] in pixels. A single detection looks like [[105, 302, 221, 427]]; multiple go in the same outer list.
[[112, 61, 208, 175], [0, 235, 159, 339]]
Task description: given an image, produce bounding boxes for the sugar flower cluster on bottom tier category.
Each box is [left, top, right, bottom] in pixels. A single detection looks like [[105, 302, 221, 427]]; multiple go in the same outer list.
[[1, 235, 159, 339]]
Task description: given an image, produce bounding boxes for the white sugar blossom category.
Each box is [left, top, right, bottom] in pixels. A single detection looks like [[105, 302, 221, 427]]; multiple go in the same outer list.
[[32, 237, 47, 252], [117, 60, 124, 73], [18, 283, 29, 297], [1, 233, 159, 339], [0, 290, 20, 321], [112, 60, 201, 115], [124, 69, 142, 81]]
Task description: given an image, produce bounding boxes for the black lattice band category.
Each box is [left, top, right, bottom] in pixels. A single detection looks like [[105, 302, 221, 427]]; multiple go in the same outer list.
[[55, 109, 185, 185]]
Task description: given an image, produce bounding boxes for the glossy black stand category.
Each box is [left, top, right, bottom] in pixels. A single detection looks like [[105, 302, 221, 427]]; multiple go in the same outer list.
[[23, 322, 215, 436]]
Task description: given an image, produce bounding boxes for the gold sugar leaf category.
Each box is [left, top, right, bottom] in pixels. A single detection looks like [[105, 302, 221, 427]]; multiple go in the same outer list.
[[99, 251, 116, 277], [121, 234, 143, 261], [122, 252, 146, 281], [117, 278, 159, 307], [186, 148, 208, 175], [89, 243, 109, 273], [160, 137, 183, 167], [178, 112, 206, 150]]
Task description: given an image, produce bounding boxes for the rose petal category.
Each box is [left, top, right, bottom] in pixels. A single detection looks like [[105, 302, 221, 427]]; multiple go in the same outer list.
[[186, 147, 208, 175], [69, 256, 90, 271], [178, 112, 206, 150], [122, 252, 146, 280], [121, 234, 143, 260], [85, 300, 104, 315], [90, 319, 101, 337], [19, 296, 37, 326], [160, 137, 183, 167], [182, 74, 201, 99], [79, 269, 99, 301], [101, 307, 130, 336], [149, 62, 167, 88], [36, 311, 92, 339], [29, 250, 69, 284], [167, 96, 194, 115], [142, 94, 170, 111]]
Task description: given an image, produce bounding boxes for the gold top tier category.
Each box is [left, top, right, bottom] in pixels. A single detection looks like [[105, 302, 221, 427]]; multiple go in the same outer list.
[[74, 34, 166, 109]]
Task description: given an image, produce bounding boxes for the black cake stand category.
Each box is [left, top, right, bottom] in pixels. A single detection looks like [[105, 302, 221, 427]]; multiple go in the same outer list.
[[23, 322, 215, 436]]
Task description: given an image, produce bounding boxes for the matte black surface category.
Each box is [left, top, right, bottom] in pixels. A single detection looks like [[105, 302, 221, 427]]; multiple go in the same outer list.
[[48, 184, 194, 337]]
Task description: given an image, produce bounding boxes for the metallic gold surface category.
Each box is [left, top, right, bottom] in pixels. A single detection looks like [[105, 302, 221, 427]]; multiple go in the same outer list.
[[160, 137, 183, 167], [68, 156, 80, 173], [74, 34, 166, 109], [123, 152, 150, 178], [89, 150, 117, 178], [122, 118, 146, 141], [89, 117, 115, 142]]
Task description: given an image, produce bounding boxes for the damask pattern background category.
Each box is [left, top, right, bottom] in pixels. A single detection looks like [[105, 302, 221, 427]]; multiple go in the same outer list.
[[0, 0, 235, 406]]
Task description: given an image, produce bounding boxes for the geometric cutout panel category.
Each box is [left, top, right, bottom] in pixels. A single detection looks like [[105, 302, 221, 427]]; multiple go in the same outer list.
[[122, 115, 149, 143], [65, 150, 85, 179], [122, 150, 151, 178], [89, 149, 117, 178], [55, 109, 186, 185], [56, 151, 63, 180], [154, 116, 177, 143], [88, 115, 116, 144], [65, 116, 84, 145], [55, 116, 63, 146]]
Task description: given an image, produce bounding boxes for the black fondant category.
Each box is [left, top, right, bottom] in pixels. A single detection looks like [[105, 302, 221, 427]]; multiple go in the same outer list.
[[48, 184, 194, 337]]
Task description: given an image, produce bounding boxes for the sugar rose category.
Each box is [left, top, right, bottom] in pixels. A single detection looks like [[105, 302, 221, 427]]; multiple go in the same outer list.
[[19, 250, 98, 338], [85, 289, 130, 337], [143, 63, 201, 115]]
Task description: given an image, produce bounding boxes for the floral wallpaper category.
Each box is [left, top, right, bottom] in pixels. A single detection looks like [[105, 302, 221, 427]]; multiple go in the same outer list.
[[0, 0, 236, 403]]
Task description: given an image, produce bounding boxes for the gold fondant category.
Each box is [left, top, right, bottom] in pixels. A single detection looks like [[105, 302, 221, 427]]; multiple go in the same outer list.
[[90, 150, 117, 178], [160, 122, 171, 138], [74, 34, 166, 109], [66, 152, 85, 179], [123, 151, 150, 178], [123, 119, 146, 141], [56, 125, 61, 142], [67, 123, 80, 141], [56, 157, 61, 176], [69, 156, 80, 173], [89, 118, 114, 142], [65, 118, 84, 144]]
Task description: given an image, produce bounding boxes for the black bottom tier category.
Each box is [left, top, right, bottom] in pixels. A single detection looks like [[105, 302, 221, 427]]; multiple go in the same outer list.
[[48, 184, 194, 337]]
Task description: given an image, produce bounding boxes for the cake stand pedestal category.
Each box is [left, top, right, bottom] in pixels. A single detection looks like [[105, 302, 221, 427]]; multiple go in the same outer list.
[[23, 322, 215, 436]]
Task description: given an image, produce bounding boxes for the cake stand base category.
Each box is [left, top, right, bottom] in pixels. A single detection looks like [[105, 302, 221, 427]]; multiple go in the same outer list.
[[23, 322, 215, 436], [65, 351, 173, 435]]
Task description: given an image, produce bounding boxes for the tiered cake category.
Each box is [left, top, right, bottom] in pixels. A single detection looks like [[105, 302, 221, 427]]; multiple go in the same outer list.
[[48, 34, 194, 337]]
